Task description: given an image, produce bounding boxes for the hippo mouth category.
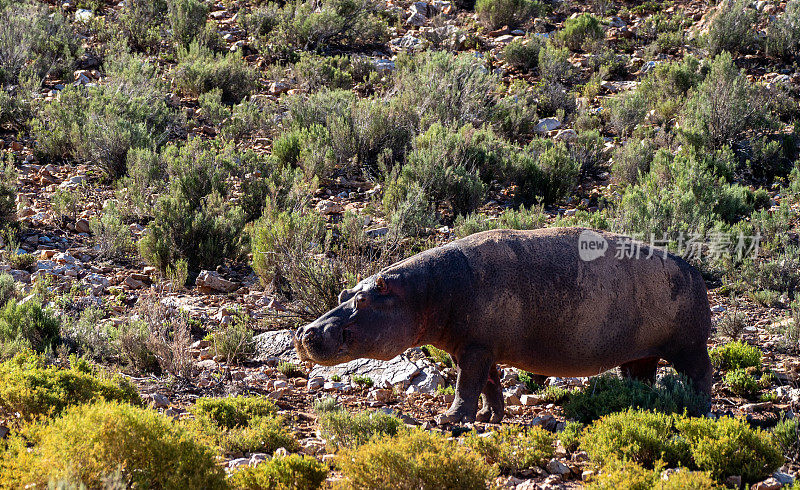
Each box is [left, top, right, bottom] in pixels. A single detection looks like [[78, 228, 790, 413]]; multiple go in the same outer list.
[[294, 321, 355, 364]]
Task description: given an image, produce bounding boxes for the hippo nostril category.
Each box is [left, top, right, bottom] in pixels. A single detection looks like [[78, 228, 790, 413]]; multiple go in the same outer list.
[[302, 328, 318, 343]]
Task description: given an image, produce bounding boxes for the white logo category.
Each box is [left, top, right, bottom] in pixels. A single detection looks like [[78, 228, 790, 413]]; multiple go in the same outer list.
[[578, 230, 608, 261]]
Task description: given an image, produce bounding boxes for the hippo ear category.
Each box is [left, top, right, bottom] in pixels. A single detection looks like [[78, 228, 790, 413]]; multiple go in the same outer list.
[[375, 275, 388, 294], [338, 289, 355, 304]]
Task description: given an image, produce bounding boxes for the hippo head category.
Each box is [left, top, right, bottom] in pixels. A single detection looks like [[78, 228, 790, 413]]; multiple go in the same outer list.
[[294, 274, 417, 365]]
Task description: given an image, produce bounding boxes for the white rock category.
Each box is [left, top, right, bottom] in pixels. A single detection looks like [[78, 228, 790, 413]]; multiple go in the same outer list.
[[546, 459, 571, 475], [316, 199, 343, 215], [196, 270, 238, 293], [520, 394, 542, 406], [535, 118, 561, 132]]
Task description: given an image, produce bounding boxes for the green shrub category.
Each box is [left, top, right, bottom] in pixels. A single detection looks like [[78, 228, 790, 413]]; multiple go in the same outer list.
[[319, 410, 403, 450], [192, 396, 277, 428], [676, 415, 783, 483], [581, 409, 691, 467], [118, 0, 168, 52], [613, 149, 749, 238], [475, 0, 541, 29], [538, 385, 572, 404], [558, 13, 604, 51], [31, 52, 176, 179], [0, 157, 15, 226], [352, 375, 374, 388], [766, 1, 800, 59], [706, 0, 757, 56], [90, 203, 134, 259], [723, 368, 759, 398], [395, 51, 497, 129], [219, 415, 300, 454], [465, 425, 554, 472], [0, 300, 60, 356], [173, 41, 257, 104], [228, 454, 328, 490], [709, 340, 761, 370], [421, 345, 453, 367], [564, 374, 709, 424], [559, 421, 584, 452], [338, 429, 496, 489], [503, 36, 544, 72], [516, 370, 542, 392], [586, 459, 719, 490], [212, 314, 255, 364], [612, 136, 656, 184], [682, 52, 770, 151], [269, 0, 388, 52], [313, 396, 341, 414], [191, 396, 297, 454], [0, 352, 141, 424], [0, 1, 80, 87], [584, 459, 658, 490], [537, 41, 574, 83], [512, 139, 580, 204], [0, 401, 226, 489], [454, 205, 546, 238], [167, 0, 213, 48], [0, 273, 15, 308], [293, 53, 375, 91], [384, 123, 495, 216], [493, 80, 539, 140], [773, 416, 800, 460], [278, 361, 304, 378], [138, 139, 246, 272]]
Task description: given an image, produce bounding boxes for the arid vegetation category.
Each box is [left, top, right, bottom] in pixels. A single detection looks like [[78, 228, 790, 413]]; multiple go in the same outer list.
[[1, 0, 800, 487]]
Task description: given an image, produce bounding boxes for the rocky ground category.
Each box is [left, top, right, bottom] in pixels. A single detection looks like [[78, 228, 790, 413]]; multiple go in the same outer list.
[[3, 0, 800, 487]]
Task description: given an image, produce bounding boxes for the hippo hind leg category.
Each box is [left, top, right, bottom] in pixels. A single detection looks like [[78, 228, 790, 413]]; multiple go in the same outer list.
[[619, 357, 659, 383], [476, 364, 504, 424]]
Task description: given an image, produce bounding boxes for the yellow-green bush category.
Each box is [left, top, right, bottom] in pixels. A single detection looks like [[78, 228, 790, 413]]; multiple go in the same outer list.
[[586, 459, 718, 490], [675, 415, 783, 483], [465, 425, 555, 472], [228, 454, 328, 490], [585, 459, 658, 490], [338, 429, 497, 489], [581, 409, 691, 468], [319, 409, 403, 450], [709, 341, 762, 370], [0, 352, 141, 424], [723, 368, 759, 398], [191, 396, 298, 454], [581, 410, 783, 484], [0, 400, 226, 489], [0, 299, 61, 356], [220, 415, 299, 454]]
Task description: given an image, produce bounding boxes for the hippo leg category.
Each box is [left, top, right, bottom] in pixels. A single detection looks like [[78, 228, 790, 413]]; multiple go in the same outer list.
[[667, 346, 713, 399], [437, 346, 492, 425], [619, 357, 659, 383], [476, 364, 504, 424]]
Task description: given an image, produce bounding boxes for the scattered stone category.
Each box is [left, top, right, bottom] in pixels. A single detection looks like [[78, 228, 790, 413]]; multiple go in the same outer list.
[[535, 118, 561, 133], [124, 276, 146, 289], [725, 475, 743, 488], [545, 459, 571, 476], [75, 219, 91, 234], [316, 199, 344, 215], [196, 270, 238, 293], [149, 393, 170, 409], [752, 477, 782, 490], [253, 330, 299, 362], [0, 425, 8, 439], [520, 394, 542, 406]]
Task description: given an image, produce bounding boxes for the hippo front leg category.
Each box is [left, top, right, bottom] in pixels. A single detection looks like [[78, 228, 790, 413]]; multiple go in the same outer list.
[[436, 345, 492, 425]]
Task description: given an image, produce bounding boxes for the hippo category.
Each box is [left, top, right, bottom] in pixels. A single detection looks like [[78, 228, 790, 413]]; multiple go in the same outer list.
[[295, 227, 712, 424]]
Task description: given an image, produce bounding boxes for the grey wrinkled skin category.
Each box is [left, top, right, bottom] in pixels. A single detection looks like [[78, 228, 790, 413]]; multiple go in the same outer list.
[[295, 227, 713, 424]]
